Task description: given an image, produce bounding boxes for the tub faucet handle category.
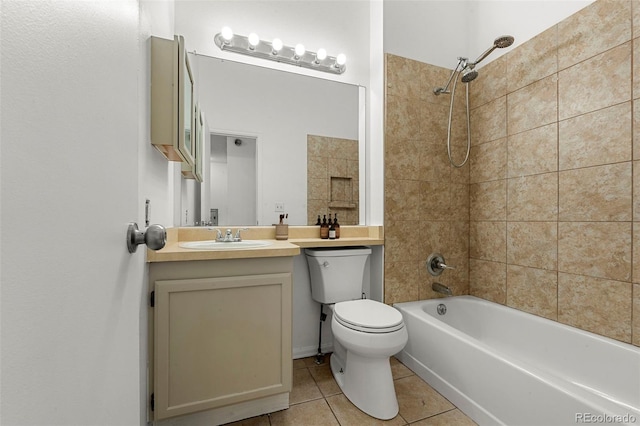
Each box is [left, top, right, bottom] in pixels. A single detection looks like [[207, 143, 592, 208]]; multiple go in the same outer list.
[[426, 253, 455, 276]]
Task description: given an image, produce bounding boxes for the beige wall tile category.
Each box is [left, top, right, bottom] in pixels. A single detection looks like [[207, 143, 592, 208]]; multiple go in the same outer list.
[[307, 155, 327, 180], [507, 124, 558, 178], [470, 138, 507, 183], [558, 272, 632, 342], [558, 42, 631, 120], [386, 94, 424, 140], [385, 135, 421, 180], [420, 101, 449, 145], [507, 173, 558, 221], [635, 1, 640, 39], [635, 39, 640, 100], [633, 224, 640, 283], [450, 183, 470, 221], [470, 180, 506, 221], [328, 158, 348, 178], [507, 221, 557, 270], [507, 265, 558, 320], [470, 220, 506, 262], [423, 62, 459, 108], [470, 96, 507, 145], [634, 284, 640, 346], [507, 25, 558, 93], [557, 0, 632, 70], [386, 54, 425, 101], [634, 99, 640, 160], [558, 162, 632, 221], [471, 55, 507, 108], [385, 220, 421, 263], [558, 222, 632, 282], [507, 75, 558, 135], [420, 142, 451, 183], [559, 102, 632, 170], [469, 259, 506, 304], [419, 220, 452, 259], [330, 138, 358, 161], [385, 178, 421, 221], [635, 162, 640, 222], [420, 181, 451, 221], [450, 158, 470, 184], [384, 261, 420, 304]]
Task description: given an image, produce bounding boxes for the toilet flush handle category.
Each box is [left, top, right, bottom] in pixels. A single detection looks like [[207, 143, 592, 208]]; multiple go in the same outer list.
[[322, 261, 330, 267]]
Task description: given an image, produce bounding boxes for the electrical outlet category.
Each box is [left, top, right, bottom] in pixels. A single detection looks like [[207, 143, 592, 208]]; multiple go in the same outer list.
[[275, 202, 285, 212]]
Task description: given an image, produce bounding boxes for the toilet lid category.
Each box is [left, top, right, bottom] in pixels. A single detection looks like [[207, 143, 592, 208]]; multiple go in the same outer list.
[[334, 299, 404, 333]]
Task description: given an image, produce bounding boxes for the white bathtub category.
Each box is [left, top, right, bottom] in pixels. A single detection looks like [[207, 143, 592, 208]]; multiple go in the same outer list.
[[394, 296, 640, 426]]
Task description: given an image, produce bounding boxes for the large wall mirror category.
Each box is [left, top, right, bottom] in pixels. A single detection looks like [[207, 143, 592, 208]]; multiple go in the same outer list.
[[186, 53, 364, 226]]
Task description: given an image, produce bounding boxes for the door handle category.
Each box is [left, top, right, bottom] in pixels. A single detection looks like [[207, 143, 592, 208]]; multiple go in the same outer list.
[[126, 222, 166, 253]]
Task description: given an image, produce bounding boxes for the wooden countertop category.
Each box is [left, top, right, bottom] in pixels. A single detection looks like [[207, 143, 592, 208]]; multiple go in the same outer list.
[[146, 226, 384, 262]]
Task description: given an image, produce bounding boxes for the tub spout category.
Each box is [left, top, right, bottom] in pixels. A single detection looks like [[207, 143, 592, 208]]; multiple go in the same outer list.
[[432, 282, 452, 297]]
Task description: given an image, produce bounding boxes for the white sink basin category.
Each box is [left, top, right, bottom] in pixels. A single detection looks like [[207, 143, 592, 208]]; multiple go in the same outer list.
[[178, 240, 273, 250]]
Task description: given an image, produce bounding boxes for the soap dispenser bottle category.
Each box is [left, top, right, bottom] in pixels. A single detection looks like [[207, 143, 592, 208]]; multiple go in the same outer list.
[[320, 215, 329, 239]]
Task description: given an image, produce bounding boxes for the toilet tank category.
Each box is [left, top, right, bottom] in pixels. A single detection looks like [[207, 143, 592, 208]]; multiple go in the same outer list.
[[305, 246, 372, 304]]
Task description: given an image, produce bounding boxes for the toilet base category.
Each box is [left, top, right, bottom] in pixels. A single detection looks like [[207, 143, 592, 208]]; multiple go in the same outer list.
[[330, 343, 400, 420]]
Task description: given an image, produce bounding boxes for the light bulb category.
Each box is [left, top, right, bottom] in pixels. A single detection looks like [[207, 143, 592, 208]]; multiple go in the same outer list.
[[316, 48, 327, 62], [294, 43, 305, 58], [221, 26, 234, 42], [336, 53, 346, 66], [272, 38, 283, 53], [248, 33, 260, 48]]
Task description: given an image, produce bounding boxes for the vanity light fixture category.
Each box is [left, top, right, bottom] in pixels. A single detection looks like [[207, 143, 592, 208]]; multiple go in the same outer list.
[[213, 29, 346, 74]]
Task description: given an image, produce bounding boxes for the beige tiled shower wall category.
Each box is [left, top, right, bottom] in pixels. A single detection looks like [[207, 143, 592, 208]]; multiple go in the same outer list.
[[467, 0, 639, 346], [384, 0, 640, 346], [384, 55, 470, 305]]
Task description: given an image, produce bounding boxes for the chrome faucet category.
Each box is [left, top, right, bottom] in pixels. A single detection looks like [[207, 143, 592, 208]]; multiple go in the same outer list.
[[209, 227, 249, 242], [432, 282, 453, 297]]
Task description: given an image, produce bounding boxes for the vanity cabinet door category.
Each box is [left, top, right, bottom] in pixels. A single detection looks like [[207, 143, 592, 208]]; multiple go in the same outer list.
[[153, 273, 292, 420]]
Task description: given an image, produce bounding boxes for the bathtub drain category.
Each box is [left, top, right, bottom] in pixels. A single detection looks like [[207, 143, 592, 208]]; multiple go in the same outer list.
[[437, 304, 447, 315]]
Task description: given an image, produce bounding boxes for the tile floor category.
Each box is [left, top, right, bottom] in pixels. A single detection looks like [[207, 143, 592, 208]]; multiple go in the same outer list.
[[226, 355, 478, 426]]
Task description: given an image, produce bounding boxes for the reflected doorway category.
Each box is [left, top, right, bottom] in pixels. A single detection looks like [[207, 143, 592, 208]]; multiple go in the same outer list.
[[209, 133, 257, 225]]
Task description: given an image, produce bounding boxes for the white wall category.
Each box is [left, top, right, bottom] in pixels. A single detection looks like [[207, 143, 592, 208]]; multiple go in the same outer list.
[[384, 0, 594, 69], [174, 0, 371, 87]]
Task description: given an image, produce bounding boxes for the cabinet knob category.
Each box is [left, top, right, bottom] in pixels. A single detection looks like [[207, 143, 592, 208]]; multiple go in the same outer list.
[[127, 223, 167, 253]]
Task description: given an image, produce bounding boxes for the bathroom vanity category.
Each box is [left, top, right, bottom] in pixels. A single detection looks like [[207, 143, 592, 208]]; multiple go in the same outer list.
[[146, 226, 383, 424]]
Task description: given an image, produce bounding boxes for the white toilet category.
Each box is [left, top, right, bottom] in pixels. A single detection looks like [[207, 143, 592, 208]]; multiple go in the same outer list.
[[305, 247, 408, 420]]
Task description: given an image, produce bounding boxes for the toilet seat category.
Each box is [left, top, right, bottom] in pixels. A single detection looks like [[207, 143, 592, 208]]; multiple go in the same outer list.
[[333, 299, 404, 333]]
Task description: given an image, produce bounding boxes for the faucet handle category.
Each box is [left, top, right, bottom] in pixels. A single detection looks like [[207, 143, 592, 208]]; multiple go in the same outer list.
[[234, 227, 249, 241], [426, 253, 455, 276], [208, 228, 223, 241]]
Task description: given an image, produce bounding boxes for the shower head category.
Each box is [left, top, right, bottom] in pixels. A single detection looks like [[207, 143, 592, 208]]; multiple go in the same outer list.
[[461, 67, 478, 83], [494, 35, 515, 49], [471, 34, 515, 66]]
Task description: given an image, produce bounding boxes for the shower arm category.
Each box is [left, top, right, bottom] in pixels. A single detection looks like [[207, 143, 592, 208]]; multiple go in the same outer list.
[[434, 58, 465, 95]]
